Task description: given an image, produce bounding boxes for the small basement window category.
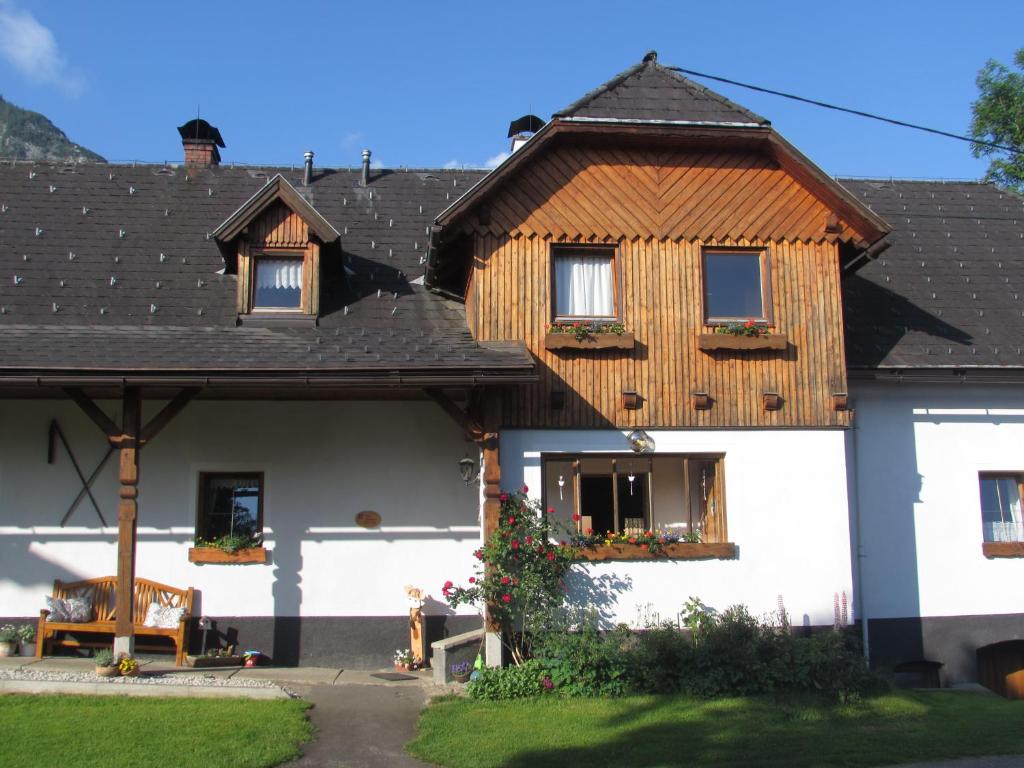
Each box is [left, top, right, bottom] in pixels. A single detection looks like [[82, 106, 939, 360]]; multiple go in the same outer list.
[[196, 472, 264, 545], [552, 246, 617, 320], [979, 474, 1023, 542], [703, 248, 769, 323], [542, 454, 727, 543], [253, 255, 303, 311]]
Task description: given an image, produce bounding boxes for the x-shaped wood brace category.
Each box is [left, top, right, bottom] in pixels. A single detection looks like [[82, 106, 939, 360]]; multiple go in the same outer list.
[[48, 419, 112, 527]]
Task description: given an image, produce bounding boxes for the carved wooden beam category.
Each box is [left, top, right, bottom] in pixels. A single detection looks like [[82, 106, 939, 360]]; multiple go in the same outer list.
[[113, 387, 141, 653], [63, 388, 120, 440], [141, 388, 200, 445], [424, 387, 484, 441]]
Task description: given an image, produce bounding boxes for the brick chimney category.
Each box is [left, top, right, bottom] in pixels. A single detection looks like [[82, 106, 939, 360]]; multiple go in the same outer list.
[[177, 118, 225, 168]]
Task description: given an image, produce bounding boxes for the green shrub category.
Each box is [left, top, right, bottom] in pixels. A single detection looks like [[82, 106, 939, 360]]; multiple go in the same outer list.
[[533, 621, 635, 697], [467, 659, 549, 700]]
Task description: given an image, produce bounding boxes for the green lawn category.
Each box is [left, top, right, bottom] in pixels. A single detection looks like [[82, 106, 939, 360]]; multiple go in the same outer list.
[[408, 690, 1024, 768], [0, 694, 312, 768]]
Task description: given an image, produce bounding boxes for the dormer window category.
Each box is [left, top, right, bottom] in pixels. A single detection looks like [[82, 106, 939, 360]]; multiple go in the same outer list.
[[253, 255, 304, 311], [211, 174, 341, 324]]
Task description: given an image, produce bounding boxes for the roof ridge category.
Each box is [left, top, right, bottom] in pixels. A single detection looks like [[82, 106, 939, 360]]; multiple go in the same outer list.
[[553, 53, 768, 125]]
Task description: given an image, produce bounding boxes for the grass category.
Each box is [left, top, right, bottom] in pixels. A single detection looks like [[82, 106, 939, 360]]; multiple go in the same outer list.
[[0, 694, 312, 768], [408, 690, 1024, 767]]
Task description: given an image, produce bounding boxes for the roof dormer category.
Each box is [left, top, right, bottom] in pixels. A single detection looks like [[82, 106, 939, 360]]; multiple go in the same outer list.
[[212, 174, 341, 324]]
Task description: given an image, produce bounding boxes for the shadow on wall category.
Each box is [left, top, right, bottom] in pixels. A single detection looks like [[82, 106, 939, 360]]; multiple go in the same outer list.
[[565, 570, 633, 627]]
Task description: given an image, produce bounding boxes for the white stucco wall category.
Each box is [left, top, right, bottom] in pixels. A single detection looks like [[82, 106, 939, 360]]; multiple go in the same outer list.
[[501, 428, 854, 628], [0, 399, 482, 618], [851, 382, 1024, 621]]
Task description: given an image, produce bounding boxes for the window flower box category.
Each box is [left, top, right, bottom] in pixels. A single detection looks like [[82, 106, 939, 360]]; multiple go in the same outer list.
[[545, 332, 635, 351], [698, 333, 788, 352], [577, 542, 737, 561], [188, 547, 268, 564], [982, 542, 1024, 558]]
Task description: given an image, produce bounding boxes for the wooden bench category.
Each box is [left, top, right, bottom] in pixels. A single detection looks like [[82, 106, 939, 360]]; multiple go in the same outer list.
[[37, 577, 193, 666]]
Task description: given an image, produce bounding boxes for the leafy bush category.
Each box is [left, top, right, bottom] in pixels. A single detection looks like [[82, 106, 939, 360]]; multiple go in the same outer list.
[[467, 660, 550, 700], [533, 621, 635, 697]]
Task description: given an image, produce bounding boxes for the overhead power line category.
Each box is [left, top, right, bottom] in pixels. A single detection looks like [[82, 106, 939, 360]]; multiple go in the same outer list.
[[671, 67, 1022, 157]]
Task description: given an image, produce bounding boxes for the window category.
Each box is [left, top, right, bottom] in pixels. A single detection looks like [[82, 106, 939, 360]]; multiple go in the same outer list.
[[552, 247, 616, 319], [703, 249, 768, 322], [542, 454, 727, 542], [196, 472, 264, 544], [253, 255, 303, 311], [979, 474, 1023, 542]]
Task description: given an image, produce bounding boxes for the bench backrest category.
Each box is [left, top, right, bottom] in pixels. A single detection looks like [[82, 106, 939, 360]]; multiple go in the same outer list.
[[52, 577, 193, 623]]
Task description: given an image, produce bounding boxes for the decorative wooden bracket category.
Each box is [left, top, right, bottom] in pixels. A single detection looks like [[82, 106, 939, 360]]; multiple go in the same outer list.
[[64, 387, 200, 448], [424, 387, 484, 442]]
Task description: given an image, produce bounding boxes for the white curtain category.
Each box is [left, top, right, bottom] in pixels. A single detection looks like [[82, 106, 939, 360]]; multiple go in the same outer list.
[[256, 259, 302, 290], [983, 477, 1024, 542], [555, 255, 613, 317]]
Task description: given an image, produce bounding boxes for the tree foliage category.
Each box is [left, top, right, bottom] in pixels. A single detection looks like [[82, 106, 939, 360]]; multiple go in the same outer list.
[[970, 49, 1024, 192]]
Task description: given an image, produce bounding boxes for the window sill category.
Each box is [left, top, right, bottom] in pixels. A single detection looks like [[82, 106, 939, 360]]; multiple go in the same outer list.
[[578, 542, 737, 561], [982, 542, 1024, 558], [545, 332, 635, 351], [698, 333, 788, 352], [188, 547, 269, 564]]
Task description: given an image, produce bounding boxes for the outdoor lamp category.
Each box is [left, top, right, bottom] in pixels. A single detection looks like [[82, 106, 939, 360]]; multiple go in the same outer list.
[[627, 429, 655, 453], [458, 455, 478, 484]]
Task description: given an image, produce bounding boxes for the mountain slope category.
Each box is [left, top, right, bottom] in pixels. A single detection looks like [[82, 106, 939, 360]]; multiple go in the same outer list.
[[0, 96, 105, 163]]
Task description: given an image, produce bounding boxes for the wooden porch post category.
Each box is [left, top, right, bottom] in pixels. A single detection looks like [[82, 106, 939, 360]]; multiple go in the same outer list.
[[113, 388, 142, 657], [479, 432, 504, 666]]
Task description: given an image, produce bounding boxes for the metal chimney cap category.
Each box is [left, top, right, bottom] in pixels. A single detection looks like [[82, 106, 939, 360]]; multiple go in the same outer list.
[[362, 149, 372, 160], [304, 151, 314, 161]]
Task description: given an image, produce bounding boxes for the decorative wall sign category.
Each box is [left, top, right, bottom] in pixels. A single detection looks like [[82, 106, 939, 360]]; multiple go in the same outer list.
[[355, 510, 382, 529]]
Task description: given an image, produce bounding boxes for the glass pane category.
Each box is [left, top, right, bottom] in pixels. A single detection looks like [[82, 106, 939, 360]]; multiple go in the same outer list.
[[704, 252, 764, 320], [200, 475, 261, 541], [254, 258, 302, 309], [554, 254, 614, 317], [980, 476, 1023, 542]]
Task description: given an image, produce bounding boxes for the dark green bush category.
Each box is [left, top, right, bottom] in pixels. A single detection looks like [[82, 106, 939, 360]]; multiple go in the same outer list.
[[532, 621, 635, 697], [467, 659, 549, 700]]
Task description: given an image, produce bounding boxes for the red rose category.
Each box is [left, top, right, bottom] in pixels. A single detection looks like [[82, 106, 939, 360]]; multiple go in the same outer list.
[[502, 594, 512, 603], [508, 516, 516, 525], [468, 577, 475, 584], [585, 528, 593, 535], [572, 513, 581, 521], [525, 536, 533, 545], [511, 539, 520, 550], [547, 507, 555, 514], [474, 549, 484, 560], [501, 576, 510, 585], [499, 493, 508, 502], [522, 485, 529, 493], [546, 551, 556, 561]]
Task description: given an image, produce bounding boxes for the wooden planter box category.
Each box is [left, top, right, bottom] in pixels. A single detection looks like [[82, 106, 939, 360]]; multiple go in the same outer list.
[[185, 654, 244, 668], [579, 542, 737, 562], [545, 332, 634, 351], [188, 547, 268, 564], [982, 542, 1024, 558], [698, 333, 788, 352]]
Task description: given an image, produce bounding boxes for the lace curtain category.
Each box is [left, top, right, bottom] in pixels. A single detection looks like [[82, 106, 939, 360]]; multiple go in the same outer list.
[[554, 255, 614, 317]]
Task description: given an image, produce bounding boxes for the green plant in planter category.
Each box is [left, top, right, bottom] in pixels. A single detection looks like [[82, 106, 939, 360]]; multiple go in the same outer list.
[[196, 532, 262, 553], [548, 320, 626, 341], [0, 624, 17, 643], [16, 624, 34, 643], [93, 649, 115, 668], [442, 487, 580, 665], [714, 319, 769, 337]]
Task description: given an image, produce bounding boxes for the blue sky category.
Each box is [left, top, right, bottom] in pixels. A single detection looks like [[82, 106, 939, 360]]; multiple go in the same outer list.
[[0, 0, 1021, 179]]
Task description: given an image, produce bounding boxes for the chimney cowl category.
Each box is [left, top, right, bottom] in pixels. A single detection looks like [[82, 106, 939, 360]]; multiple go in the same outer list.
[[177, 118, 225, 168], [303, 150, 314, 186], [360, 148, 371, 187]]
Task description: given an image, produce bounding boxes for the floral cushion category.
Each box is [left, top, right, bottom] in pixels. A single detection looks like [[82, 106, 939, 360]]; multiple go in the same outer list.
[[45, 596, 93, 623], [143, 603, 185, 629]]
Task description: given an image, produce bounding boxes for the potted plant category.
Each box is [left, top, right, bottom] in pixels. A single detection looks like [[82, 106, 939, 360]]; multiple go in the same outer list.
[[0, 624, 17, 657], [450, 660, 472, 683], [117, 653, 140, 677], [94, 649, 118, 677], [16, 624, 35, 657], [393, 648, 415, 672]]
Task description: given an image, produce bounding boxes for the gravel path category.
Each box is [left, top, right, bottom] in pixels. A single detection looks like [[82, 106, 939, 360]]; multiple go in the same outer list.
[[0, 667, 282, 690]]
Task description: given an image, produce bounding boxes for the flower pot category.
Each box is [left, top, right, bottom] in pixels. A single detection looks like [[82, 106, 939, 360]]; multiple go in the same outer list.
[[95, 666, 119, 677], [18, 642, 35, 657], [394, 663, 411, 673], [120, 667, 139, 677], [452, 671, 471, 683], [0, 641, 16, 657]]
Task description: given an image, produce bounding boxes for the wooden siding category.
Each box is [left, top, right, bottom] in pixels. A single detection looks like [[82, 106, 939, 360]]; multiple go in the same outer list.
[[466, 146, 853, 429]]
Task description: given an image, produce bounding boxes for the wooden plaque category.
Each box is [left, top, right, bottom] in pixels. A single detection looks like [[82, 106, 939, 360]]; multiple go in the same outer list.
[[355, 511, 381, 529]]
